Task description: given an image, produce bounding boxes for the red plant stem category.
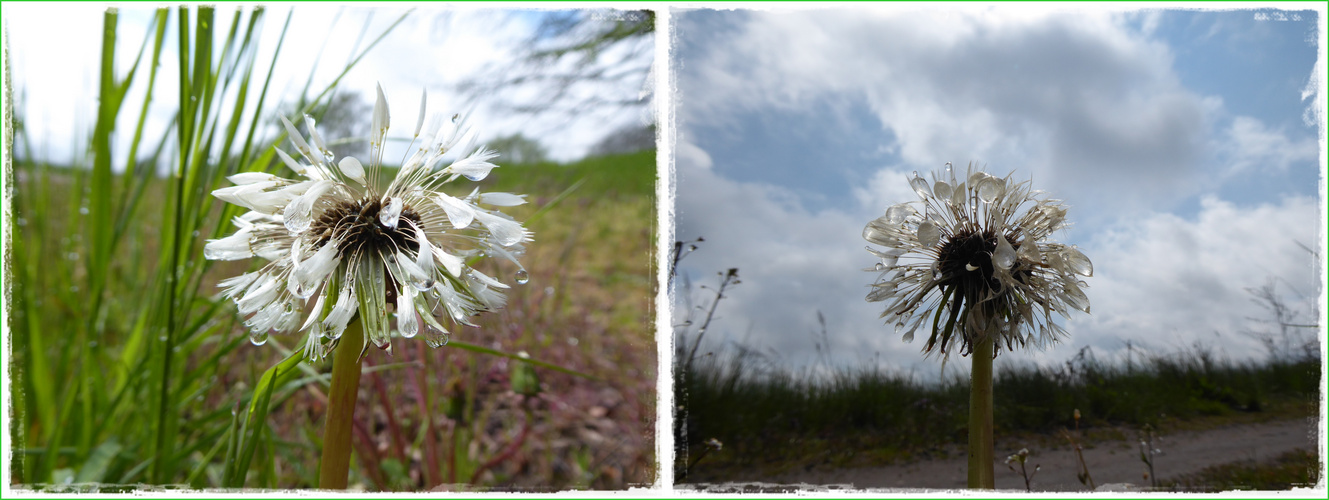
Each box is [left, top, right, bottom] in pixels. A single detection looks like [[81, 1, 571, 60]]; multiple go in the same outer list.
[[448, 423, 459, 484], [350, 417, 388, 490], [365, 357, 409, 463], [415, 341, 443, 487], [469, 409, 532, 483]]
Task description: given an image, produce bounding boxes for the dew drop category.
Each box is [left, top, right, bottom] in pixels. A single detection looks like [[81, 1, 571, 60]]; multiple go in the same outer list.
[[514, 270, 529, 285], [425, 328, 451, 348], [380, 197, 403, 228], [1063, 245, 1093, 277], [1060, 281, 1091, 313], [917, 220, 940, 247], [993, 236, 1016, 270], [977, 176, 1005, 203], [909, 171, 932, 199], [884, 204, 910, 225], [933, 180, 953, 200], [874, 262, 886, 272], [79, 206, 89, 215]]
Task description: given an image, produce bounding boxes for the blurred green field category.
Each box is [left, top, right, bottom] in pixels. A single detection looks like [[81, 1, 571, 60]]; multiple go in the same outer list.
[[9, 149, 659, 490]]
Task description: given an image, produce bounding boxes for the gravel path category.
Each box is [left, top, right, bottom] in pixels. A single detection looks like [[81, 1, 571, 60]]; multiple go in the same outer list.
[[687, 418, 1323, 492]]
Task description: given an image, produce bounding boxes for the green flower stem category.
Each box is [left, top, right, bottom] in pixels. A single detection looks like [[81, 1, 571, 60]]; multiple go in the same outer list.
[[967, 334, 995, 489], [319, 321, 365, 489]]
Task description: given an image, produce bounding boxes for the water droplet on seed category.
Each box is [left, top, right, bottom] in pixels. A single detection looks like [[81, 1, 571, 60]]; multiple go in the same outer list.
[[514, 270, 529, 284]]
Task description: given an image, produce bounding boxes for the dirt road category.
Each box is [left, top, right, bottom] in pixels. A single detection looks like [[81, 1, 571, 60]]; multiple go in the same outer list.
[[688, 418, 1323, 492]]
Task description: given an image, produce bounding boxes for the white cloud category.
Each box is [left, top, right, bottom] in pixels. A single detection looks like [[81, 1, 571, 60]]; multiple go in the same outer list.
[[1063, 194, 1321, 363], [1222, 116, 1319, 174], [674, 141, 931, 373], [679, 8, 1226, 220]]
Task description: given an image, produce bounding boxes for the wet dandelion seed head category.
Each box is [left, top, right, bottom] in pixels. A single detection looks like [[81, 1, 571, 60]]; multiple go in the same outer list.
[[863, 162, 1092, 358], [203, 83, 532, 359]]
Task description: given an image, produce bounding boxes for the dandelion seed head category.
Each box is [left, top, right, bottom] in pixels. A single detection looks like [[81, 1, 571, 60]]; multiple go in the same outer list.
[[205, 84, 531, 360], [863, 162, 1092, 358]]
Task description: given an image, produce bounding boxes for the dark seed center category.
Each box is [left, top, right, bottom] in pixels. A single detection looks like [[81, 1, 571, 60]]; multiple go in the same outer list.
[[936, 228, 1029, 295], [309, 197, 423, 256]]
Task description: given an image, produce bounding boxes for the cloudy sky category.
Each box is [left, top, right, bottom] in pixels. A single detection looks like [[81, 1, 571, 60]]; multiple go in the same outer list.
[[672, 6, 1324, 378], [4, 4, 652, 167]]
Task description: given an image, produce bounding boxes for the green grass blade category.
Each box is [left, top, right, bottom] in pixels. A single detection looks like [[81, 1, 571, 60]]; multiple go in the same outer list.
[[226, 348, 305, 488], [87, 8, 119, 298], [236, 7, 288, 174], [74, 440, 122, 483], [114, 9, 168, 235]]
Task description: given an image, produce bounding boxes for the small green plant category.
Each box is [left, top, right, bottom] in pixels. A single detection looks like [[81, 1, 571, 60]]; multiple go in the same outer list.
[[1138, 424, 1162, 488], [1061, 409, 1096, 491], [1004, 447, 1039, 492]]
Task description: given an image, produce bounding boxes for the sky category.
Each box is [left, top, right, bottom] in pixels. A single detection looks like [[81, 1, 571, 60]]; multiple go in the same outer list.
[[3, 3, 653, 168], [672, 6, 1325, 379]]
